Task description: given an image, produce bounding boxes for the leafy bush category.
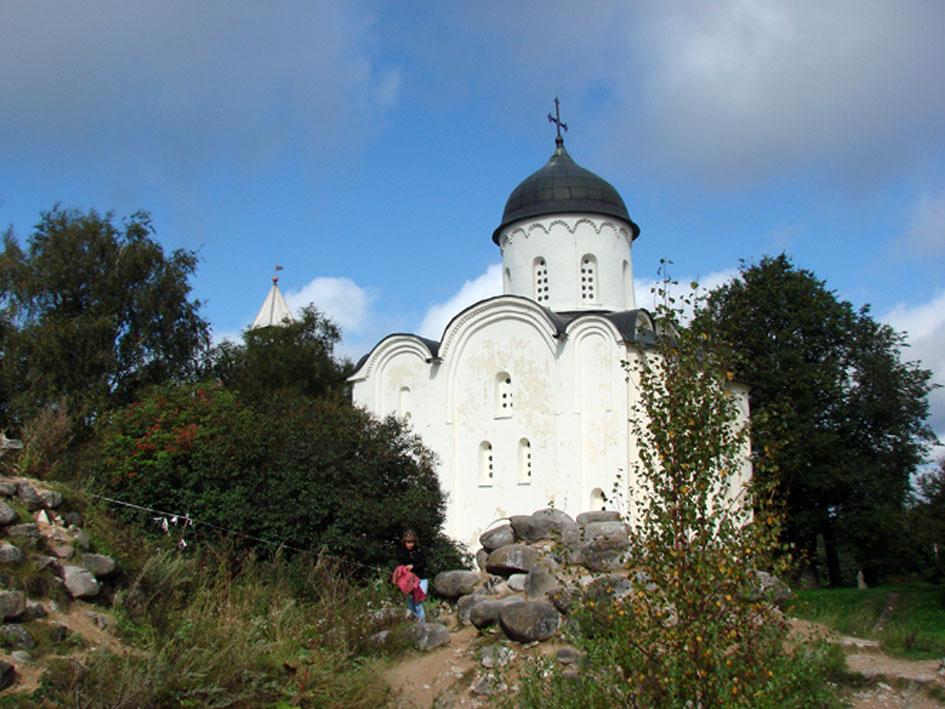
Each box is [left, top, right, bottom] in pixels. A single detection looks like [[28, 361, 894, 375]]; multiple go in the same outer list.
[[90, 383, 466, 575], [515, 273, 840, 707]]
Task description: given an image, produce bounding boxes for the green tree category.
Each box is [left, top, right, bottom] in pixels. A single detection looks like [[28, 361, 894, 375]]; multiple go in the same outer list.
[[907, 458, 945, 582], [92, 383, 466, 575], [514, 277, 838, 708], [204, 304, 347, 409], [0, 206, 208, 428], [698, 254, 936, 585]]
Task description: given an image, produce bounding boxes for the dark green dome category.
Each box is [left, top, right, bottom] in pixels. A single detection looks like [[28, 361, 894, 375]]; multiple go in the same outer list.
[[492, 137, 639, 244]]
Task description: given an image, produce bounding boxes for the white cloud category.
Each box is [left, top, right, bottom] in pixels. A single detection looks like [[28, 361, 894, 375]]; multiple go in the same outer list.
[[882, 290, 945, 458], [417, 263, 503, 339], [285, 277, 378, 336]]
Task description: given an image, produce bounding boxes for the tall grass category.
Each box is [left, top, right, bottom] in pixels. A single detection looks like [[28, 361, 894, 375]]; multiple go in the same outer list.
[[788, 584, 945, 659], [21, 549, 404, 708]]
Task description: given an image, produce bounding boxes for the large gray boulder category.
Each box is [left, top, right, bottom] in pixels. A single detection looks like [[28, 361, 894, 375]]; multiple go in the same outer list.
[[61, 565, 100, 598], [0, 502, 18, 527], [582, 521, 630, 544], [524, 557, 561, 601], [576, 510, 621, 525], [82, 553, 119, 578], [404, 622, 450, 651], [0, 591, 26, 620], [479, 524, 515, 551], [585, 574, 634, 602], [457, 594, 490, 625], [499, 601, 560, 642], [580, 534, 630, 572], [469, 598, 523, 630], [510, 509, 576, 543], [485, 544, 539, 575], [433, 569, 481, 599]]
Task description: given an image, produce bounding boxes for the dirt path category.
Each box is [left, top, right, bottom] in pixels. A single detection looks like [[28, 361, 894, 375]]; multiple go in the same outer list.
[[384, 617, 945, 708]]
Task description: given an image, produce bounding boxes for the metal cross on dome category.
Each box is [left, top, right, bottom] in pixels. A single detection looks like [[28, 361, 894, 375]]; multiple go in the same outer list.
[[547, 97, 568, 141]]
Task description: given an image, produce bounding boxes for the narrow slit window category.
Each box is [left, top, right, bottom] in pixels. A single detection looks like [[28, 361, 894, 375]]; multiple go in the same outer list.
[[479, 441, 494, 485], [518, 438, 532, 484], [495, 372, 513, 417], [533, 257, 550, 303], [580, 254, 598, 302]]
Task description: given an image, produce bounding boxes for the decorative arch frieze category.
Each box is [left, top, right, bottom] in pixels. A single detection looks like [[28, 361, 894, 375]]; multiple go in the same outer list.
[[498, 216, 633, 248]]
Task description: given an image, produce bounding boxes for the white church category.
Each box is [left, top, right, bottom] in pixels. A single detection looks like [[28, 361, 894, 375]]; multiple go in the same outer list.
[[349, 117, 750, 548]]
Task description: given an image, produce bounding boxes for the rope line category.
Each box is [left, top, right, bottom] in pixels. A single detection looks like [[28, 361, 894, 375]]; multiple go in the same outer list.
[[88, 492, 388, 574]]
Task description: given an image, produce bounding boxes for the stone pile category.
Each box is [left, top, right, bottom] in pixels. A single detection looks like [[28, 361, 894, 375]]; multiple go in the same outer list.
[[433, 507, 633, 648], [0, 477, 120, 690]]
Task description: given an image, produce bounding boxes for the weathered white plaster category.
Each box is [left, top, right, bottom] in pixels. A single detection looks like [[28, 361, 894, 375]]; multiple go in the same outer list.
[[349, 160, 749, 549]]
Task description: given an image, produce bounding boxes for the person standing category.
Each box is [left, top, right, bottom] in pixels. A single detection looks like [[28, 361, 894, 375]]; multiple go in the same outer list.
[[397, 530, 428, 621]]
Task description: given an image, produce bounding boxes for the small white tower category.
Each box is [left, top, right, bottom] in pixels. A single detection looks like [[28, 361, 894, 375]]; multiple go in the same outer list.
[[251, 267, 294, 329]]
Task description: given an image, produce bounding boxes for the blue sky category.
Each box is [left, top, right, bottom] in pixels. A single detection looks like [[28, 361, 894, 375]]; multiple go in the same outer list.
[[1, 1, 943, 455]]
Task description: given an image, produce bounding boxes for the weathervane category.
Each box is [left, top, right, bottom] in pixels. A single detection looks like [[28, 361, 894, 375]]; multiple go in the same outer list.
[[273, 264, 283, 284], [547, 96, 568, 144]]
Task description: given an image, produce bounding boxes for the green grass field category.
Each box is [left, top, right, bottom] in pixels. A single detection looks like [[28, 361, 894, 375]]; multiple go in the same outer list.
[[787, 584, 945, 659]]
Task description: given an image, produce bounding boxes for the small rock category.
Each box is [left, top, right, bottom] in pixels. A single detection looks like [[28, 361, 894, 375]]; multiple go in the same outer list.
[[22, 601, 46, 620], [576, 510, 621, 525], [61, 565, 100, 598], [0, 660, 14, 691], [507, 573, 527, 591], [10, 651, 33, 664], [405, 622, 450, 651], [480, 644, 516, 668], [586, 574, 634, 602], [51, 544, 75, 560], [0, 481, 17, 497], [85, 611, 110, 629], [548, 586, 573, 614], [557, 646, 579, 665], [6, 523, 41, 543], [498, 601, 560, 643], [39, 490, 63, 509], [0, 543, 23, 564], [471, 673, 506, 696], [31, 555, 59, 573], [479, 524, 516, 551], [35, 510, 50, 525], [73, 529, 91, 551], [476, 548, 488, 571], [47, 623, 69, 643], [82, 553, 119, 578], [0, 591, 26, 620], [0, 502, 18, 527], [0, 624, 36, 650], [16, 484, 44, 511], [434, 570, 481, 599], [62, 511, 82, 527]]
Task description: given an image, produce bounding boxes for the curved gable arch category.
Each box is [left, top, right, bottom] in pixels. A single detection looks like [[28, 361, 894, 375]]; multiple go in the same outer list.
[[439, 296, 560, 424]]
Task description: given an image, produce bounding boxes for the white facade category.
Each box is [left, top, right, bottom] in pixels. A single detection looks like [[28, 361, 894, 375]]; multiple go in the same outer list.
[[349, 137, 750, 548]]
